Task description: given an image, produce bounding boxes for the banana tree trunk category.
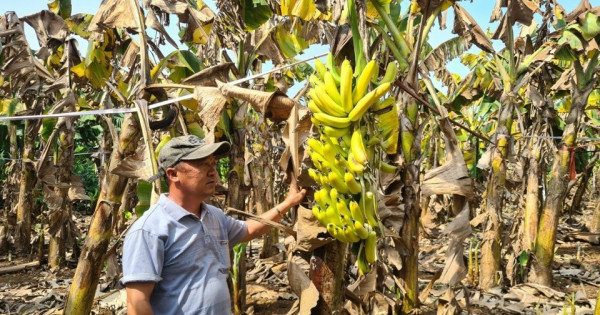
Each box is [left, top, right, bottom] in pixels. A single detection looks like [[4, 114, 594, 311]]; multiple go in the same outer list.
[[569, 153, 599, 217], [480, 99, 514, 290], [49, 116, 76, 268], [248, 151, 277, 258], [1, 123, 19, 253], [531, 81, 596, 286], [15, 118, 41, 255], [64, 114, 141, 314], [591, 201, 600, 233], [311, 241, 348, 314], [399, 96, 421, 313], [228, 127, 247, 315], [523, 138, 541, 251]]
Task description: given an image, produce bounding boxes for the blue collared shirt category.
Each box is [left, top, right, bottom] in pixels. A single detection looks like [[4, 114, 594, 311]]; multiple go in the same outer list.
[[121, 194, 248, 314]]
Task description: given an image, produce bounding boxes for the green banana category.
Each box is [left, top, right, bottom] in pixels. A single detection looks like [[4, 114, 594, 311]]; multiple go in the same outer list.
[[365, 231, 377, 263], [326, 53, 341, 85]]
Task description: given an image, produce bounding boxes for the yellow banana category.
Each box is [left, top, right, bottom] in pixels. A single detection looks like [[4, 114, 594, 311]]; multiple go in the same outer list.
[[351, 128, 369, 165], [326, 223, 338, 238], [349, 200, 365, 225], [314, 58, 327, 80], [344, 172, 362, 194], [334, 226, 349, 242], [365, 231, 377, 263], [348, 89, 377, 121], [324, 72, 342, 105], [308, 168, 321, 183], [328, 171, 350, 194], [336, 197, 352, 219], [352, 60, 377, 105], [343, 225, 360, 243], [354, 220, 370, 239], [349, 82, 392, 121], [325, 205, 343, 226], [320, 125, 350, 138], [339, 59, 354, 113], [312, 205, 327, 225], [321, 134, 348, 158], [314, 86, 346, 117], [307, 138, 325, 156], [307, 100, 323, 115], [313, 112, 351, 128], [314, 188, 330, 209], [347, 153, 365, 174]]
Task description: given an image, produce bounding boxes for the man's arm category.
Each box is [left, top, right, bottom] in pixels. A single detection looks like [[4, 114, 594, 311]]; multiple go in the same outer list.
[[242, 174, 306, 242], [126, 282, 155, 315]]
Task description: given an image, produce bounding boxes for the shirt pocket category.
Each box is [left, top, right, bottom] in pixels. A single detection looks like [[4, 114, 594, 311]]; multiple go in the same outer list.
[[216, 239, 231, 274]]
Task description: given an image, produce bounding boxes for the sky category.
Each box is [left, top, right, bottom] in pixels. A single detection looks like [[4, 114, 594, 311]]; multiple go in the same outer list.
[[3, 0, 588, 93]]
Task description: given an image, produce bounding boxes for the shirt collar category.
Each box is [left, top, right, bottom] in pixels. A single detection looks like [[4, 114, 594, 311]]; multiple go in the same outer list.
[[160, 194, 207, 221]]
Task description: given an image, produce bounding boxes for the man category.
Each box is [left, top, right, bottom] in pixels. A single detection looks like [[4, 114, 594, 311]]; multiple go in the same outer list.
[[121, 135, 306, 314]]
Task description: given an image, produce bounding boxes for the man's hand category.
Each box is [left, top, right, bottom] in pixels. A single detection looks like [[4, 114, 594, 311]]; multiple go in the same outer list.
[[126, 282, 155, 315], [242, 171, 306, 242], [282, 171, 307, 208]]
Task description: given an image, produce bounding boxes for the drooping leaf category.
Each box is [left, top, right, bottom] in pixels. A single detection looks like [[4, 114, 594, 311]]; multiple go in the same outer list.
[[65, 14, 93, 39], [243, 0, 272, 30], [274, 22, 309, 58], [47, 0, 72, 19], [452, 3, 494, 54], [569, 12, 600, 41]]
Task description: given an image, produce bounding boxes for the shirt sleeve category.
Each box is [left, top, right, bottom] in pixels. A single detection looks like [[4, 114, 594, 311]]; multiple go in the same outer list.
[[223, 214, 248, 248], [120, 229, 165, 285]]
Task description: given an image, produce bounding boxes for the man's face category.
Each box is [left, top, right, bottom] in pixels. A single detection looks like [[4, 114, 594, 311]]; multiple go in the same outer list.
[[168, 155, 219, 198]]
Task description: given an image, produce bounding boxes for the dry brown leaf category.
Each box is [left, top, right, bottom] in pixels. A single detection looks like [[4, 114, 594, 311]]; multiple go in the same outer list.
[[193, 86, 228, 143], [21, 10, 68, 48], [288, 261, 319, 314], [145, 11, 179, 50], [452, 3, 494, 54], [109, 145, 153, 180], [294, 206, 332, 252], [88, 0, 141, 41], [280, 107, 311, 177], [217, 81, 295, 122], [348, 270, 377, 296], [143, 0, 188, 14], [182, 63, 235, 86], [565, 0, 592, 23], [68, 175, 90, 201], [378, 191, 405, 234], [438, 205, 471, 285]]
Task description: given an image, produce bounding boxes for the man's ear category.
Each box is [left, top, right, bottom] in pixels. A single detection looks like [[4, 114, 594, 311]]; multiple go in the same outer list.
[[165, 168, 178, 183]]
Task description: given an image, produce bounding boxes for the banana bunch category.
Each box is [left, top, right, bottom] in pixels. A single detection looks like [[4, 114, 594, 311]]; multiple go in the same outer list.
[[305, 54, 399, 274]]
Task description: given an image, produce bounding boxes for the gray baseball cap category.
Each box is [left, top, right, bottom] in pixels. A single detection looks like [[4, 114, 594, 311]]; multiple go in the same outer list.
[[147, 135, 231, 182]]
